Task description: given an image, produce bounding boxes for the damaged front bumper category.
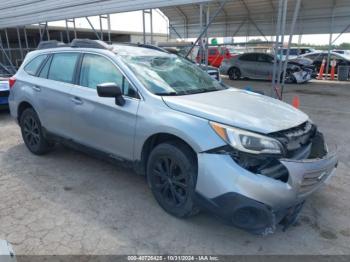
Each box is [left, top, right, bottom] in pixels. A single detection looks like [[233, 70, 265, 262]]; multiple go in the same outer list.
[[293, 70, 312, 83], [195, 132, 338, 234]]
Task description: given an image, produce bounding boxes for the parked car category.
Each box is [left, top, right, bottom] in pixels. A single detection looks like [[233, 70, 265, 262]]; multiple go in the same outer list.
[[220, 52, 313, 83], [9, 40, 338, 234], [300, 51, 350, 74], [196, 46, 235, 68], [332, 50, 350, 57], [278, 47, 315, 60], [0, 77, 10, 108]]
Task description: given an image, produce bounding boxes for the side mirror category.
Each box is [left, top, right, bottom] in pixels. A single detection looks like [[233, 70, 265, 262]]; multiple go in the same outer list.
[[97, 82, 125, 106]]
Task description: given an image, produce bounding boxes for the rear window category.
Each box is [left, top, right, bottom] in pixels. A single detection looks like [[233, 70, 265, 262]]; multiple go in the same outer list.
[[48, 53, 79, 83], [24, 54, 48, 76]]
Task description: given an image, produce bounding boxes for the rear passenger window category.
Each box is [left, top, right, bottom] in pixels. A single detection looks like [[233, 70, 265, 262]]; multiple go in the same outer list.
[[240, 53, 257, 62], [24, 55, 48, 76], [79, 54, 123, 89], [48, 53, 79, 83], [38, 56, 52, 78]]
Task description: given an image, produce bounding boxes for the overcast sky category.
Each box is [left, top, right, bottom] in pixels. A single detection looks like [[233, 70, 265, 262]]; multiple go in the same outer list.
[[50, 10, 350, 46]]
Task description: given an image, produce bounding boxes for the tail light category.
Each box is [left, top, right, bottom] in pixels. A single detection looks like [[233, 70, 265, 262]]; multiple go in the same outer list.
[[9, 77, 16, 89]]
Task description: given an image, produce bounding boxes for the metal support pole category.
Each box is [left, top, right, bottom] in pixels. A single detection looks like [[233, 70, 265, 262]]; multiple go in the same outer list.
[[4, 29, 12, 61], [199, 4, 203, 63], [99, 15, 104, 41], [142, 10, 146, 44], [0, 33, 4, 67], [205, 5, 210, 69], [169, 24, 183, 40], [326, 6, 335, 78], [65, 19, 70, 43], [186, 0, 228, 58], [46, 24, 50, 41], [23, 26, 29, 53], [281, 0, 301, 99], [0, 41, 16, 74], [85, 17, 101, 40], [107, 14, 111, 43], [150, 9, 154, 44], [271, 0, 284, 97], [16, 27, 24, 61], [277, 0, 288, 89], [332, 23, 350, 44], [232, 19, 247, 37], [73, 18, 77, 39]]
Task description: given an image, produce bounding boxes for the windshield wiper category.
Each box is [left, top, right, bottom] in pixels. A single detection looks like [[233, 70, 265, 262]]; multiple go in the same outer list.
[[184, 87, 222, 95], [155, 91, 178, 96]]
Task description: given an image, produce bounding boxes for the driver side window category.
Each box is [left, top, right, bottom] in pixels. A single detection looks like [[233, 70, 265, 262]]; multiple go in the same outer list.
[[79, 53, 139, 98]]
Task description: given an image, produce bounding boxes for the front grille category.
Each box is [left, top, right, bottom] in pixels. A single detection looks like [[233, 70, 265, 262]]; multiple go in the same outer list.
[[270, 121, 317, 159]]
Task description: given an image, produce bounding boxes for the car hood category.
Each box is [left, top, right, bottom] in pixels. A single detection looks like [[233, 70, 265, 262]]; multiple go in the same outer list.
[[162, 88, 309, 134]]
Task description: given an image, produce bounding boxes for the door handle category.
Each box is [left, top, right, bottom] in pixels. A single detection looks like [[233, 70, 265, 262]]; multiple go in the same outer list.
[[71, 97, 83, 105], [32, 85, 41, 92]]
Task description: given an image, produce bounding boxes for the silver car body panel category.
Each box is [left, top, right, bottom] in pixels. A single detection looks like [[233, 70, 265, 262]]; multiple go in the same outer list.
[[220, 53, 312, 83], [196, 150, 337, 210], [162, 88, 309, 134]]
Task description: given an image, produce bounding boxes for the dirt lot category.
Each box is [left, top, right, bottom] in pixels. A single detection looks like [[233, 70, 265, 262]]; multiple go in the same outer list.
[[0, 79, 350, 255]]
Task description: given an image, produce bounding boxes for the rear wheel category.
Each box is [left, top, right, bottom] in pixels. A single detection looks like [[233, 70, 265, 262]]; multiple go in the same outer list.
[[20, 108, 52, 155], [147, 142, 199, 218], [228, 67, 241, 80]]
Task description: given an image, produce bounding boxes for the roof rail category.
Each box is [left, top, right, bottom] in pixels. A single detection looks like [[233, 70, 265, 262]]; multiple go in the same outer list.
[[118, 42, 169, 53], [71, 39, 111, 50], [37, 40, 67, 50]]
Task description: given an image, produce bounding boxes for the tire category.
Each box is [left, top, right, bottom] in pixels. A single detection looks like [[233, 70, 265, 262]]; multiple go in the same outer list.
[[147, 141, 200, 218], [281, 70, 296, 84], [228, 67, 241, 80], [20, 108, 51, 155]]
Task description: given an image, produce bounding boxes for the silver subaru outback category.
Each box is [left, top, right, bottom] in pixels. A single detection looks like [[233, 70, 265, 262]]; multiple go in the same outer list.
[[8, 40, 337, 234]]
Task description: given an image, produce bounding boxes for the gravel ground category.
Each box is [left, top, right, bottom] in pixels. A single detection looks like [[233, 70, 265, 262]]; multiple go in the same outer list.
[[0, 79, 350, 255]]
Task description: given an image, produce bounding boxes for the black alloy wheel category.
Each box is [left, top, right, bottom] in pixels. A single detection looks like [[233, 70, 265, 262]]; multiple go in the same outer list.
[[20, 108, 51, 155], [147, 142, 199, 218], [228, 67, 241, 80]]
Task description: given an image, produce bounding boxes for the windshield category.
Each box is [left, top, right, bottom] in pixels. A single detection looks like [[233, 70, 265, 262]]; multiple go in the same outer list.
[[120, 54, 226, 95]]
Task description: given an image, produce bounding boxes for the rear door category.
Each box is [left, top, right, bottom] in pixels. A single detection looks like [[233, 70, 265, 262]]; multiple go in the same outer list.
[[35, 52, 79, 137], [69, 53, 140, 160], [255, 54, 274, 80], [238, 53, 259, 78]]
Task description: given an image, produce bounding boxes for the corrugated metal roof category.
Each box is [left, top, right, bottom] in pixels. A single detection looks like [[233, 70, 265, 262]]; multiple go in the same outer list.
[[0, 0, 210, 28], [0, 0, 349, 38], [160, 0, 350, 38]]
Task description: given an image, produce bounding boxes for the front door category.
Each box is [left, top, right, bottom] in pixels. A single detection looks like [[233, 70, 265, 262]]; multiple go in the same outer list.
[[69, 53, 140, 160]]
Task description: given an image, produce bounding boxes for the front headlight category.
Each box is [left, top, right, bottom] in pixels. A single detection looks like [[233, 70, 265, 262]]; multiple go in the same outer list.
[[210, 121, 283, 155]]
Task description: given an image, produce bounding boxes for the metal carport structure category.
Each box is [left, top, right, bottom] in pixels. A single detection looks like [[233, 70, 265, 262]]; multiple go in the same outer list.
[[1, 0, 349, 98]]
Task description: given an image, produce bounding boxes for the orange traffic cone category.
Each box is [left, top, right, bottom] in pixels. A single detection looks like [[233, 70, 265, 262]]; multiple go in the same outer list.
[[292, 96, 300, 108], [317, 58, 326, 80], [330, 58, 336, 80]]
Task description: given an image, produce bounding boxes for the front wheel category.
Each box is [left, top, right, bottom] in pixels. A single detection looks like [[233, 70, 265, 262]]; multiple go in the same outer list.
[[147, 142, 199, 218], [282, 70, 296, 83], [20, 108, 52, 155], [228, 67, 241, 80]]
